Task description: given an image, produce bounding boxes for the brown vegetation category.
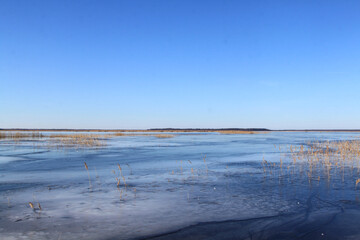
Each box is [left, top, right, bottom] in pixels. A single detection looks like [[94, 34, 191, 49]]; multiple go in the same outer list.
[[0, 128, 269, 133], [49, 134, 106, 148], [217, 130, 260, 134], [153, 134, 174, 138], [0, 132, 44, 139], [0, 131, 175, 148], [264, 140, 360, 187]]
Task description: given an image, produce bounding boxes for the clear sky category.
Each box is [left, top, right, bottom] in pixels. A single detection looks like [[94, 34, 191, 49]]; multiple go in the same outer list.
[[1, 0, 360, 129]]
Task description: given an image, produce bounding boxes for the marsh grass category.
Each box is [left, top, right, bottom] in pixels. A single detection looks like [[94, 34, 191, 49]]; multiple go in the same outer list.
[[216, 130, 260, 134], [37, 132, 174, 149], [203, 155, 208, 174], [0, 132, 44, 139], [0, 129, 267, 150], [84, 162, 92, 189], [0, 131, 109, 148], [117, 164, 124, 186], [154, 134, 174, 138], [264, 139, 360, 191], [49, 134, 108, 148]]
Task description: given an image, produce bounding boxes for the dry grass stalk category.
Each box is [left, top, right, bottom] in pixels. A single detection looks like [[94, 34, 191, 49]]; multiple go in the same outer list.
[[265, 140, 360, 190], [154, 134, 174, 138], [84, 162, 92, 189], [203, 155, 208, 174], [117, 163, 127, 188], [50, 134, 107, 148]]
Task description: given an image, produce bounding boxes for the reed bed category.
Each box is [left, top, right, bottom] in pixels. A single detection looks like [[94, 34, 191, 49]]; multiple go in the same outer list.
[[289, 140, 360, 174], [0, 132, 44, 139], [49, 134, 107, 148], [264, 140, 360, 188], [217, 130, 257, 134], [153, 134, 174, 138], [49, 133, 112, 139], [0, 131, 175, 149]]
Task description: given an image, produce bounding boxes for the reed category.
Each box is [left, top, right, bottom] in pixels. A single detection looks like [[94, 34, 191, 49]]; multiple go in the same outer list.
[[49, 134, 106, 148], [154, 134, 174, 138], [117, 163, 127, 188], [84, 162, 92, 189], [203, 155, 208, 174], [264, 139, 360, 190], [0, 132, 44, 139]]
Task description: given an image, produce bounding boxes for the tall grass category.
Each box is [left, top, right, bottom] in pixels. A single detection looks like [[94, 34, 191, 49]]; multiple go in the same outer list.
[[0, 131, 175, 149], [49, 134, 107, 148], [154, 134, 174, 138], [264, 139, 360, 188], [0, 132, 44, 139], [84, 162, 92, 189]]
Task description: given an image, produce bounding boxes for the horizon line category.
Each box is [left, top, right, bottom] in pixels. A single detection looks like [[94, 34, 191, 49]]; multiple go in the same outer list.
[[2, 128, 360, 132]]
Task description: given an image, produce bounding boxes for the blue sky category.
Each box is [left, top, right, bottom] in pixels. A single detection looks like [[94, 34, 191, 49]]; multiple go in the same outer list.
[[1, 0, 360, 129]]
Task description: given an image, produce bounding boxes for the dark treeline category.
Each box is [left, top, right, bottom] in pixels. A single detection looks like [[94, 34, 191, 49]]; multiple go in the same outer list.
[[0, 128, 270, 132], [149, 128, 270, 131], [2, 128, 360, 132]]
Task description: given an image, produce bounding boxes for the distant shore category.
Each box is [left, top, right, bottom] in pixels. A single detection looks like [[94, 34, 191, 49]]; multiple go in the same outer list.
[[0, 128, 268, 133], [1, 128, 360, 133]]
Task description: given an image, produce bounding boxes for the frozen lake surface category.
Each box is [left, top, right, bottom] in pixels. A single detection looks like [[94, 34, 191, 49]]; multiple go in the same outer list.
[[1, 132, 360, 240]]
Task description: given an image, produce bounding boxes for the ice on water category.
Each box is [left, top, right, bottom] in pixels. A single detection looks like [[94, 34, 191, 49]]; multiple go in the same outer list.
[[1, 132, 360, 239]]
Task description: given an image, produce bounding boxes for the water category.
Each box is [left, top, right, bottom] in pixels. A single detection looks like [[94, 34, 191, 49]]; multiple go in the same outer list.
[[1, 132, 360, 240]]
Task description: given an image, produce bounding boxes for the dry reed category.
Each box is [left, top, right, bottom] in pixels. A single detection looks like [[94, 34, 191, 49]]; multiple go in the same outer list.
[[84, 162, 92, 189], [49, 134, 107, 148], [0, 132, 44, 139], [264, 139, 360, 189]]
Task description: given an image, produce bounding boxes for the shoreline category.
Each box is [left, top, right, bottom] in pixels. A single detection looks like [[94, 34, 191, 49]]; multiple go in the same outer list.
[[1, 128, 360, 133]]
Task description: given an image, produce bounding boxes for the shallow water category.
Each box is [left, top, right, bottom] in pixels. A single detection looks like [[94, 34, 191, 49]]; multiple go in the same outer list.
[[1, 132, 360, 240]]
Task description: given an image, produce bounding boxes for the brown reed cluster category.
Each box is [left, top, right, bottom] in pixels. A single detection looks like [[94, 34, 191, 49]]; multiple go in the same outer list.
[[1, 131, 176, 149], [263, 140, 360, 188], [49, 134, 107, 148], [216, 130, 264, 134]]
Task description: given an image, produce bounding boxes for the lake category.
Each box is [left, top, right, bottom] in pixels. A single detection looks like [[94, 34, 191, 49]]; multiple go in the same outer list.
[[1, 131, 360, 240]]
